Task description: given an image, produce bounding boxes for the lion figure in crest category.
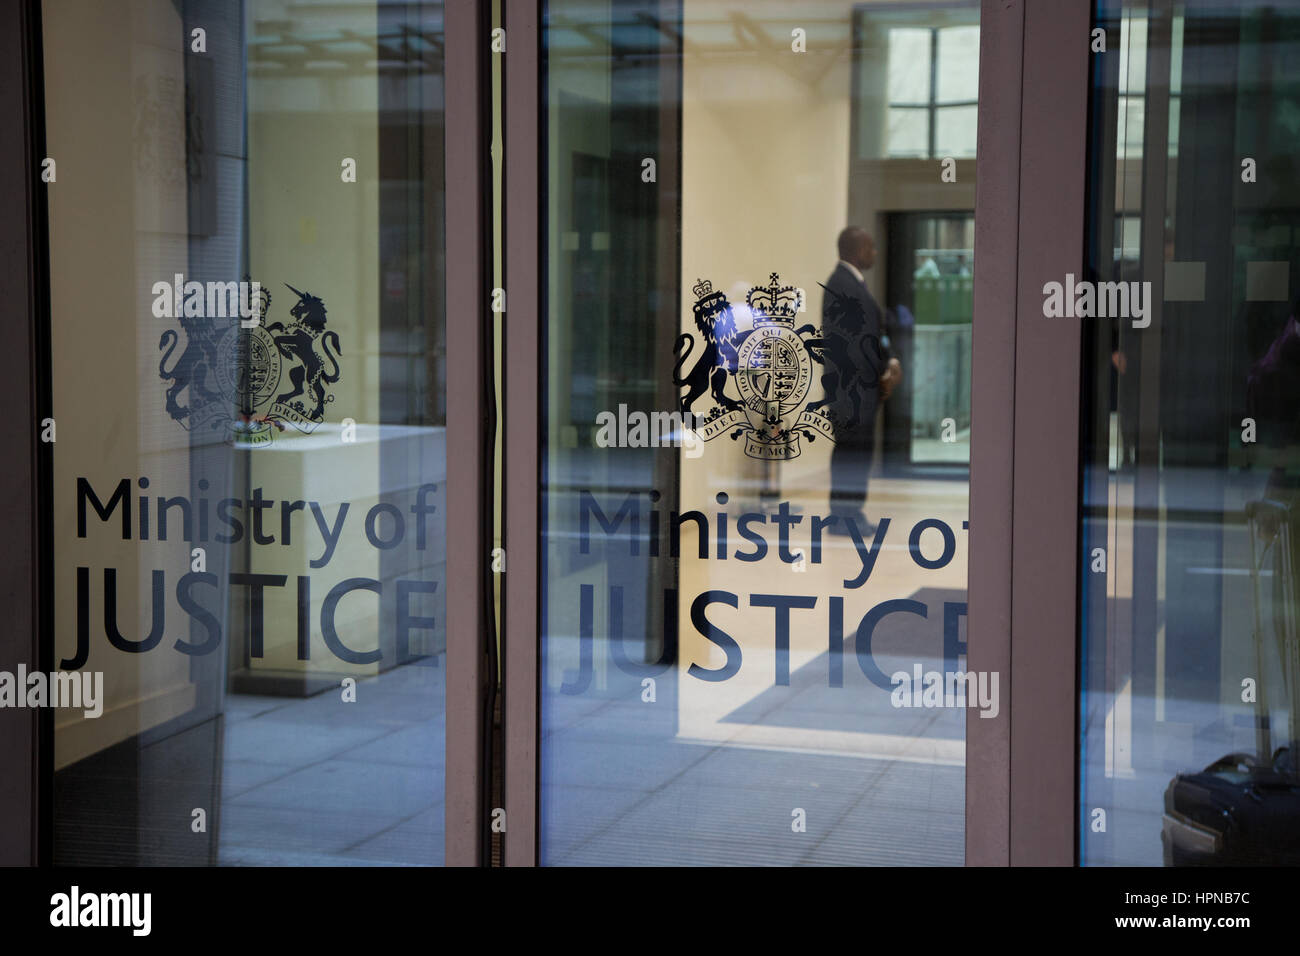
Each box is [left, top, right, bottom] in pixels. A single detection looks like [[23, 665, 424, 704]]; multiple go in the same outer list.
[[673, 279, 751, 415]]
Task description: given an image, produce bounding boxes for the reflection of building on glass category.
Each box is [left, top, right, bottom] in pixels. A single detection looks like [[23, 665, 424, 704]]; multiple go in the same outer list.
[[1078, 0, 1300, 868], [1160, 307, 1300, 863], [854, 11, 979, 161]]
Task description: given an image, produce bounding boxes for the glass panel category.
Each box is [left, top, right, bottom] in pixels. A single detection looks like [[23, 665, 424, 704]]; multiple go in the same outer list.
[[1117, 94, 1145, 159], [1080, 0, 1300, 866], [887, 107, 930, 158], [887, 27, 932, 104], [935, 25, 978, 105], [44, 0, 448, 865], [541, 0, 979, 866], [934, 104, 977, 159], [857, 5, 979, 160]]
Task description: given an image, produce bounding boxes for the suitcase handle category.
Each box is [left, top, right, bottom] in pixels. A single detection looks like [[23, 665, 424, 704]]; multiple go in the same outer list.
[[1206, 752, 1260, 774]]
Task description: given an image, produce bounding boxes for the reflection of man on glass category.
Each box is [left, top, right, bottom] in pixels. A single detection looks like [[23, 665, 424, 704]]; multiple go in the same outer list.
[[818, 227, 901, 533]]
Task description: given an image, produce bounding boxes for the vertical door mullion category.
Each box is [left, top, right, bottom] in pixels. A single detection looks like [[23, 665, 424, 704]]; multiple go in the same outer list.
[[969, 0, 1093, 866], [967, 0, 1025, 868], [445, 0, 492, 868], [0, 0, 48, 867], [502, 0, 541, 867], [1009, 0, 1091, 866]]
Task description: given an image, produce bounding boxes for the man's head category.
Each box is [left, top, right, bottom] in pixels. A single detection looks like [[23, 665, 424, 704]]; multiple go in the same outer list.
[[837, 226, 876, 271]]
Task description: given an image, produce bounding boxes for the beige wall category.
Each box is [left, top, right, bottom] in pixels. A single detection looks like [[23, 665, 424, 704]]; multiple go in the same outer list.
[[679, 0, 854, 497], [47, 0, 198, 770]]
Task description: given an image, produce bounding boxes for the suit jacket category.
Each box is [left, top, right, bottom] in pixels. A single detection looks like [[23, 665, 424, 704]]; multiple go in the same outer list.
[[821, 262, 890, 433]]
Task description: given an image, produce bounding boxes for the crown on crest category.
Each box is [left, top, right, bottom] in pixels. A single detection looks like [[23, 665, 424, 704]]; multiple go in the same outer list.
[[746, 273, 802, 326]]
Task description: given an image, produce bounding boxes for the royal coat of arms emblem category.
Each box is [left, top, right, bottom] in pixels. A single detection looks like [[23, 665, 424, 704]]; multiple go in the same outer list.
[[158, 282, 343, 447], [673, 273, 836, 460]]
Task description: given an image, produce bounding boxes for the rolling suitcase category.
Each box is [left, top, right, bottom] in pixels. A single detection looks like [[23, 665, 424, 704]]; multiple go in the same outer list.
[[1161, 499, 1300, 865]]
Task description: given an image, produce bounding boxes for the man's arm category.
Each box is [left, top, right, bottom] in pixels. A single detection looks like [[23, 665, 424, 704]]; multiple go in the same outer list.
[[860, 290, 902, 399]]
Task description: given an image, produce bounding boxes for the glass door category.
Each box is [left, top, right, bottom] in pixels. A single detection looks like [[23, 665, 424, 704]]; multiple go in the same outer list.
[[43, 0, 455, 865], [1080, 0, 1300, 866], [537, 0, 981, 865]]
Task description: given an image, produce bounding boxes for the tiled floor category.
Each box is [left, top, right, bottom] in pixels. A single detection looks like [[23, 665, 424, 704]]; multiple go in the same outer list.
[[538, 472, 970, 865], [540, 665, 965, 866], [218, 660, 445, 866], [215, 647, 965, 866], [222, 473, 969, 866]]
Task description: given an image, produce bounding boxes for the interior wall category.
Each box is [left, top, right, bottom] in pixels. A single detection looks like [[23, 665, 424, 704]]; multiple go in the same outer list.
[[46, 0, 198, 771], [680, 0, 854, 495]]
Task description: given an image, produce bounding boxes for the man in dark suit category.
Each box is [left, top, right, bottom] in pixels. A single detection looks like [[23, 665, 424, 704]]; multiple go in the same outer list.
[[820, 227, 901, 533]]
